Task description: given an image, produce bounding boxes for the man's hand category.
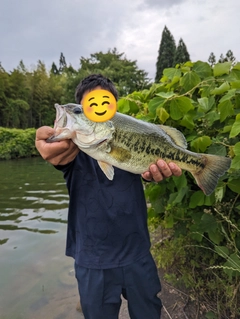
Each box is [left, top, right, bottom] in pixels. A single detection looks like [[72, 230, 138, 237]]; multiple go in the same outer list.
[[142, 159, 182, 183], [35, 126, 79, 166]]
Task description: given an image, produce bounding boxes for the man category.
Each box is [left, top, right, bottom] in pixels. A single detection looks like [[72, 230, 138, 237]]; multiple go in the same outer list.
[[35, 74, 182, 319]]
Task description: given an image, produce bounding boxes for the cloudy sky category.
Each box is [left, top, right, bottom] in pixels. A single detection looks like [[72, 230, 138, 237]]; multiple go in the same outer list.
[[1, 0, 239, 80]]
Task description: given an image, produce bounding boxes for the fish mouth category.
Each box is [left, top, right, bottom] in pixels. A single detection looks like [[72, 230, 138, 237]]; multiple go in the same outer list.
[[95, 111, 107, 116]]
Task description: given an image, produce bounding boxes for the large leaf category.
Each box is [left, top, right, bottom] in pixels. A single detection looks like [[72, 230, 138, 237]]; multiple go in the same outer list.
[[148, 97, 165, 114], [218, 100, 234, 122], [198, 96, 215, 112], [189, 191, 205, 208], [227, 178, 240, 194], [207, 144, 227, 156], [213, 62, 232, 77], [156, 107, 169, 123], [180, 71, 201, 92], [191, 136, 212, 152], [163, 68, 181, 80], [117, 98, 130, 114], [170, 97, 194, 120], [192, 61, 212, 78], [229, 113, 240, 138], [211, 82, 230, 95]]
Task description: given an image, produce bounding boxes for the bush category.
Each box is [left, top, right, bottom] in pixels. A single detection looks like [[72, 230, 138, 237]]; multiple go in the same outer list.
[[118, 60, 240, 318], [0, 127, 38, 159]]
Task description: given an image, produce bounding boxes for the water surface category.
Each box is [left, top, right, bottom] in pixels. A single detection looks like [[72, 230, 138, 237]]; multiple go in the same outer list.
[[0, 157, 83, 319]]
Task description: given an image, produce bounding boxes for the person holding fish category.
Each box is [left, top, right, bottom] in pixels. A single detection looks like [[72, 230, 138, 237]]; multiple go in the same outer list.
[[35, 74, 183, 319]]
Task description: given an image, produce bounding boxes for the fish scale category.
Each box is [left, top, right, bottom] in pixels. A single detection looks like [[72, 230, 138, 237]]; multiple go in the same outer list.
[[47, 103, 232, 196]]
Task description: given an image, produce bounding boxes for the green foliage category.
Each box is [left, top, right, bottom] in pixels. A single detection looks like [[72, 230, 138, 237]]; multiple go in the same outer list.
[[155, 26, 191, 83], [118, 60, 240, 318], [0, 127, 38, 159], [174, 38, 190, 65], [0, 49, 150, 128]]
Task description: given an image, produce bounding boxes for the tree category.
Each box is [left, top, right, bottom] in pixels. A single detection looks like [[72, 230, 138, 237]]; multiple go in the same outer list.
[[225, 49, 236, 63], [174, 38, 190, 65], [155, 26, 176, 83], [208, 52, 216, 66], [59, 52, 67, 73], [50, 62, 59, 75], [218, 50, 236, 64], [62, 48, 150, 101]]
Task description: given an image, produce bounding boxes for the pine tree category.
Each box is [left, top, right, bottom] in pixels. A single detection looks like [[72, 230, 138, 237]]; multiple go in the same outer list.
[[50, 62, 59, 75], [59, 52, 67, 73], [174, 38, 190, 65], [208, 52, 216, 66], [225, 50, 236, 63], [155, 26, 176, 82], [218, 53, 227, 63]]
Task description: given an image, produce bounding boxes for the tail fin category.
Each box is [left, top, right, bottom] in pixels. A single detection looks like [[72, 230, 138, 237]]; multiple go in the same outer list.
[[192, 154, 231, 196]]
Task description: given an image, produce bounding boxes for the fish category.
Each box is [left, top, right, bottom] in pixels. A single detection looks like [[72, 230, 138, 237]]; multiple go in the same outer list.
[[47, 103, 232, 196]]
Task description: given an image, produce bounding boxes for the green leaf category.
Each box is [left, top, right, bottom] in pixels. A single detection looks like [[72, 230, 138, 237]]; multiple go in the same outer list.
[[213, 62, 232, 77], [231, 156, 240, 170], [208, 228, 222, 245], [211, 82, 230, 95], [215, 246, 229, 259], [170, 97, 194, 120], [170, 187, 188, 205], [172, 173, 187, 189], [233, 62, 240, 71], [233, 142, 240, 156], [117, 98, 130, 114], [156, 107, 169, 123], [231, 80, 240, 89], [180, 113, 195, 130], [192, 61, 212, 78], [218, 100, 234, 122], [231, 69, 240, 80], [189, 191, 205, 208], [219, 89, 236, 103], [197, 96, 215, 112], [205, 110, 220, 125], [229, 113, 240, 138], [180, 71, 201, 92], [207, 144, 227, 156], [156, 91, 176, 99], [163, 68, 181, 80], [201, 213, 218, 233], [164, 214, 174, 228], [148, 97, 165, 114], [227, 178, 240, 194], [191, 136, 212, 152]]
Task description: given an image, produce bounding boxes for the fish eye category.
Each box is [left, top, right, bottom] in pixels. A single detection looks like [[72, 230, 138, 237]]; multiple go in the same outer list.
[[73, 107, 83, 114]]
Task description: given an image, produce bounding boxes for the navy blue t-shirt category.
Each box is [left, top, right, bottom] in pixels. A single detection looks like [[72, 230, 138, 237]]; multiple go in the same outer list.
[[56, 151, 151, 269]]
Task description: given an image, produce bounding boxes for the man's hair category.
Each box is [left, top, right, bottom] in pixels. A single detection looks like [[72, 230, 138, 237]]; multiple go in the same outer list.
[[75, 74, 118, 104]]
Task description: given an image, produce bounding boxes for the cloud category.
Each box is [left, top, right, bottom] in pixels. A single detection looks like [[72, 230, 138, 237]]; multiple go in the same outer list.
[[0, 0, 239, 81]]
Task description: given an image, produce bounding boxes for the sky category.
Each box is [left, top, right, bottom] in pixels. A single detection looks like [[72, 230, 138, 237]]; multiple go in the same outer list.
[[0, 0, 239, 81]]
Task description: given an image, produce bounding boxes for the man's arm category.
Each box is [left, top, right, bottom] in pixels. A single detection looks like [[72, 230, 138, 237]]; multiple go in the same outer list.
[[35, 126, 79, 166]]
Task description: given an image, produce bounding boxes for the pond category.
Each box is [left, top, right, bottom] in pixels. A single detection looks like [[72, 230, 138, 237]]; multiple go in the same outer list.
[[0, 157, 84, 319]]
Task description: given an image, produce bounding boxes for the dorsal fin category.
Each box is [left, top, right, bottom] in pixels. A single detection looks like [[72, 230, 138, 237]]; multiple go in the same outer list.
[[158, 125, 188, 149]]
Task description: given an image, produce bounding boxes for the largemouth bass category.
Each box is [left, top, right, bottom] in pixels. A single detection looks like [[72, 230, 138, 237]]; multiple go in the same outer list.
[[48, 103, 231, 196]]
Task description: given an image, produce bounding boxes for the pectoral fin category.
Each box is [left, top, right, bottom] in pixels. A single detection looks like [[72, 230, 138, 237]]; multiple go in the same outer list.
[[98, 161, 114, 180]]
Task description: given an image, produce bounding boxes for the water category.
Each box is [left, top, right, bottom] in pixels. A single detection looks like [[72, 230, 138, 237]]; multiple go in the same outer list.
[[0, 157, 84, 319]]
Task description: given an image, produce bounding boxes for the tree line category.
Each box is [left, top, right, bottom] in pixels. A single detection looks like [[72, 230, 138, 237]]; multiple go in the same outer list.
[[0, 25, 237, 130]]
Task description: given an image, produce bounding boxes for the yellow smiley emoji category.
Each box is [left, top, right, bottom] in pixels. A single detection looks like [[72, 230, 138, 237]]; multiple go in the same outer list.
[[82, 89, 117, 122]]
